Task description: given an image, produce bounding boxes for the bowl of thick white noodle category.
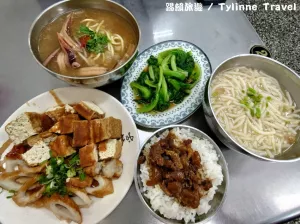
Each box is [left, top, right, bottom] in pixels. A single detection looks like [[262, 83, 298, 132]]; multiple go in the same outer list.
[[203, 54, 300, 162]]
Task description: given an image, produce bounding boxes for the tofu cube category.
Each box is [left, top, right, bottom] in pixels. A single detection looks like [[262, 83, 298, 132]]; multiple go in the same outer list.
[[89, 119, 102, 144], [5, 112, 44, 144], [72, 120, 90, 147], [26, 132, 57, 147], [73, 101, 105, 120], [79, 144, 98, 167], [98, 139, 122, 160], [49, 135, 75, 157], [90, 117, 122, 144], [100, 117, 122, 140], [45, 104, 76, 122], [22, 140, 50, 166], [49, 114, 80, 134]]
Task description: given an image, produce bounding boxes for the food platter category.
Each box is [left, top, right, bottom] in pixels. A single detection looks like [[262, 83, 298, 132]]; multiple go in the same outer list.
[[0, 87, 139, 224], [121, 40, 212, 129]]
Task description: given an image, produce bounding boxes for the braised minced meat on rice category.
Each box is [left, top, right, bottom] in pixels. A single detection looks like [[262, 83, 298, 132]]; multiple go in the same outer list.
[[139, 128, 223, 223]]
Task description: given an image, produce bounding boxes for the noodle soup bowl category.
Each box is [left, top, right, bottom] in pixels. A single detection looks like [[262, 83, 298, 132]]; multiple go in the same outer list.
[[29, 0, 140, 87], [203, 54, 300, 162]]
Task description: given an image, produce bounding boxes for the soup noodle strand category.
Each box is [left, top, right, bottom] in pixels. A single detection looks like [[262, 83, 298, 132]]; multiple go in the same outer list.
[[211, 67, 300, 158]]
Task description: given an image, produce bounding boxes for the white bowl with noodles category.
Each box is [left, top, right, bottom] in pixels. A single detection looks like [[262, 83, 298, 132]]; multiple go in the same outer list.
[[203, 54, 300, 162], [28, 0, 140, 88], [134, 125, 229, 224], [0, 87, 139, 224]]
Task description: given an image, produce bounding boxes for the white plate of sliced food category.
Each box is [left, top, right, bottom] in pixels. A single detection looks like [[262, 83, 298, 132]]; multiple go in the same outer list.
[[0, 87, 139, 224]]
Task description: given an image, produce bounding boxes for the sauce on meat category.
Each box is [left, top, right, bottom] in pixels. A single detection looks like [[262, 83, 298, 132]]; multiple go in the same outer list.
[[146, 132, 212, 209]]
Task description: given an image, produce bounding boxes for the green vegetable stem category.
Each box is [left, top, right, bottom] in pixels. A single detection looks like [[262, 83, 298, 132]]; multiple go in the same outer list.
[[130, 48, 200, 113]]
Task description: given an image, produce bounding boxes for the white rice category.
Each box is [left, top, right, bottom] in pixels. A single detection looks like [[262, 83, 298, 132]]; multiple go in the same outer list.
[[140, 128, 223, 223]]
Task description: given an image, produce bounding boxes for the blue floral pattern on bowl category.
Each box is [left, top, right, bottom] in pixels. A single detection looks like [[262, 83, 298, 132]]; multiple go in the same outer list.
[[121, 40, 212, 129]]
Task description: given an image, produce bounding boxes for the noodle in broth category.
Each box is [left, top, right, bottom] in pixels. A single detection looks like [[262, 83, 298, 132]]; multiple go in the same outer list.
[[38, 9, 137, 77], [211, 67, 300, 158]]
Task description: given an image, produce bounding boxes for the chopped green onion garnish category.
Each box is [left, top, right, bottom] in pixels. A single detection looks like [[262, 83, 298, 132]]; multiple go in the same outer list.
[[255, 108, 261, 118]]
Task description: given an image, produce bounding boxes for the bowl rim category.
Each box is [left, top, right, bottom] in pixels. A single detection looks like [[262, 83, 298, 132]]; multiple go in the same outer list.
[[28, 0, 140, 80], [207, 54, 300, 162], [134, 124, 229, 224]]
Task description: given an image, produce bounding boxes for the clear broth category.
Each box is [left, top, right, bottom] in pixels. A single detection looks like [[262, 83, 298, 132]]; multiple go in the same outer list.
[[38, 9, 137, 77]]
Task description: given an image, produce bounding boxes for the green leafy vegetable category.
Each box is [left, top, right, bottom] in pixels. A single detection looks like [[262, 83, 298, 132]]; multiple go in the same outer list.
[[148, 66, 155, 81], [145, 79, 157, 88], [163, 69, 187, 81], [136, 72, 149, 86], [130, 82, 152, 99], [147, 55, 158, 66], [170, 55, 177, 71], [160, 76, 169, 102], [78, 25, 94, 36], [131, 49, 199, 113], [78, 25, 109, 54], [179, 52, 195, 75]]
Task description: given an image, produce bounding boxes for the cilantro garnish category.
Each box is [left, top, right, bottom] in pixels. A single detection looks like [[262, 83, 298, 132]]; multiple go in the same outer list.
[[78, 25, 109, 54]]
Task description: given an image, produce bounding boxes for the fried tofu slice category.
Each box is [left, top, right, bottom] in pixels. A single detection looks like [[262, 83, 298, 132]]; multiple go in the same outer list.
[[89, 119, 102, 144], [49, 114, 80, 134], [5, 112, 50, 144], [83, 162, 102, 177], [89, 117, 122, 144], [86, 175, 114, 198], [98, 139, 122, 160], [101, 159, 123, 179], [22, 140, 51, 166], [100, 117, 122, 140], [44, 194, 82, 224], [73, 101, 105, 120], [79, 144, 98, 168], [66, 176, 93, 188], [26, 132, 57, 147], [45, 104, 76, 122], [72, 120, 90, 147], [49, 135, 76, 157]]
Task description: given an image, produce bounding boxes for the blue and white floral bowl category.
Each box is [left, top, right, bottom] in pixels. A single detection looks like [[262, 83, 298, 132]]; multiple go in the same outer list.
[[121, 40, 212, 129]]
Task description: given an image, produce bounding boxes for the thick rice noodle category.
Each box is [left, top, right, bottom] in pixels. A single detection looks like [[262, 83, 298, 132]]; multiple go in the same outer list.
[[211, 67, 300, 158]]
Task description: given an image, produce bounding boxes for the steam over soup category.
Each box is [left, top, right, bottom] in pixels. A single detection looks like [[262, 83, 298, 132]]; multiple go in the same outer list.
[[38, 9, 137, 77]]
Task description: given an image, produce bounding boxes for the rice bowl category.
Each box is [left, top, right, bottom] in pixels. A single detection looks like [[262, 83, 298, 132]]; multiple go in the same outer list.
[[134, 125, 228, 223]]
